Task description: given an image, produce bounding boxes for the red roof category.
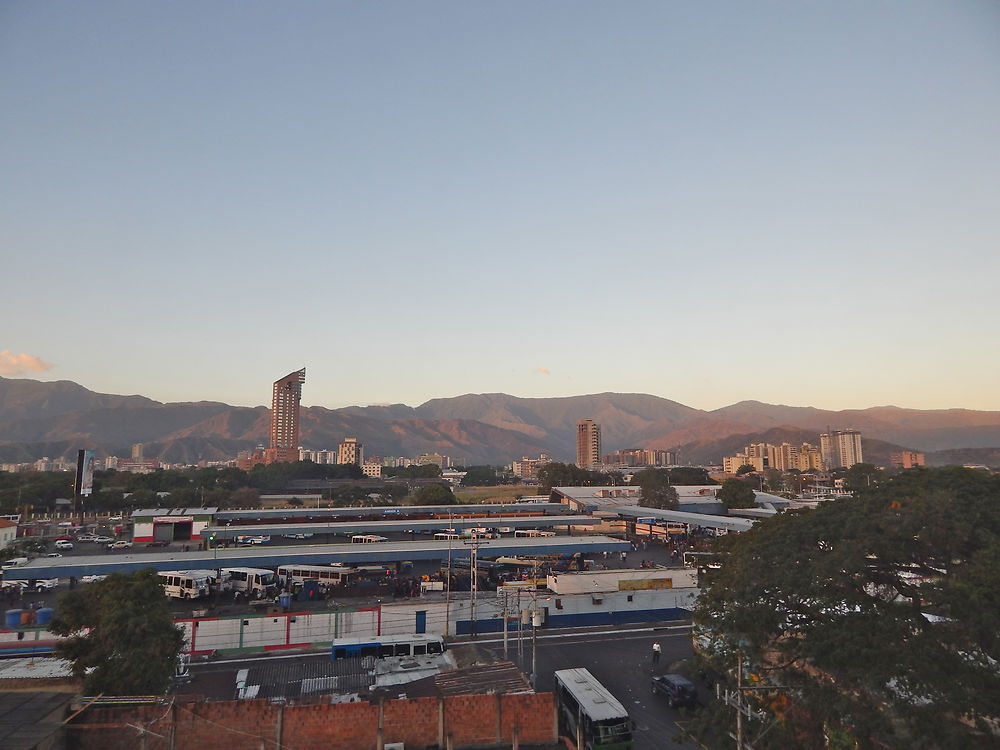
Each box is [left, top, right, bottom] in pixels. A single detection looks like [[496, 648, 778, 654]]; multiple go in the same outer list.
[[0, 519, 17, 528]]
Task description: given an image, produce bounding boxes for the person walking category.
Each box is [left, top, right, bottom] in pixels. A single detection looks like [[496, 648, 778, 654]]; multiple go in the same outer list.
[[652, 641, 661, 665]]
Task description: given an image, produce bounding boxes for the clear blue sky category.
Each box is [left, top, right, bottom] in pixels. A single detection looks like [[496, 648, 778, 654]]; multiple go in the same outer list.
[[3, 1, 999, 411]]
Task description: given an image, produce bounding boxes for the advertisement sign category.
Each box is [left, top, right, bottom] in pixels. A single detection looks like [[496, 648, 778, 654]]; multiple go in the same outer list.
[[619, 577, 673, 591], [75, 449, 95, 497]]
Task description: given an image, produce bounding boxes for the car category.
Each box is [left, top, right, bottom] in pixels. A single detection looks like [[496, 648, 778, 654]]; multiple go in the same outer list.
[[46, 553, 63, 558], [55, 540, 74, 550], [146, 540, 170, 547], [107, 540, 133, 550], [651, 674, 698, 709], [108, 515, 124, 521], [92, 536, 114, 544], [76, 534, 98, 542], [283, 533, 314, 540], [80, 575, 107, 584]]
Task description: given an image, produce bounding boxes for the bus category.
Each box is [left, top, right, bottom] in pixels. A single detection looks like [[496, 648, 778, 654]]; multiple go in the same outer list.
[[330, 633, 444, 661], [434, 532, 466, 541], [351, 534, 389, 544], [158, 570, 218, 600], [222, 567, 278, 596], [514, 529, 556, 538], [554, 668, 633, 750], [277, 564, 358, 585]]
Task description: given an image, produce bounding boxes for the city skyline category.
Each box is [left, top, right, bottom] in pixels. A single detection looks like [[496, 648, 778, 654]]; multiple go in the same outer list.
[[3, 2, 999, 412]]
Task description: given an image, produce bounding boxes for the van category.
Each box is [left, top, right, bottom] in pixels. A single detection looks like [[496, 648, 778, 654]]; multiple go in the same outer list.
[[1, 558, 28, 570]]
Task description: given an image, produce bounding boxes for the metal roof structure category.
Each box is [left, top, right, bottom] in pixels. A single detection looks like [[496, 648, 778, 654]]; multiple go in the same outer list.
[[203, 515, 599, 538], [612, 505, 756, 532], [554, 667, 629, 721], [213, 502, 566, 522], [131, 507, 217, 517], [3, 535, 630, 579]]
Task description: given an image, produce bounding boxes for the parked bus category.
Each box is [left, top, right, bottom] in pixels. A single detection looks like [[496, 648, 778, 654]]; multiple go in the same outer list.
[[158, 570, 218, 600], [222, 567, 278, 596], [277, 564, 358, 585], [514, 529, 556, 538], [330, 633, 444, 661], [554, 668, 633, 750], [433, 532, 465, 541], [351, 534, 389, 544]]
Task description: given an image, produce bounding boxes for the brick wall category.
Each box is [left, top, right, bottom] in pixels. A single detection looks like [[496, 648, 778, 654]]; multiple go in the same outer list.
[[67, 692, 555, 749]]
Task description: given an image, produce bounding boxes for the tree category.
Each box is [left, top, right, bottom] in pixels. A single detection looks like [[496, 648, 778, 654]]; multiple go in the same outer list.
[[842, 462, 883, 493], [51, 569, 184, 695], [716, 478, 756, 509], [461, 466, 499, 486], [665, 466, 715, 485], [631, 468, 679, 510], [695, 467, 1000, 748], [403, 482, 456, 506], [736, 464, 756, 476]]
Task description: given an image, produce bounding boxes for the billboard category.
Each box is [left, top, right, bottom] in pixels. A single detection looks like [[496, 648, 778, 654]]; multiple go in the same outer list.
[[75, 449, 96, 497]]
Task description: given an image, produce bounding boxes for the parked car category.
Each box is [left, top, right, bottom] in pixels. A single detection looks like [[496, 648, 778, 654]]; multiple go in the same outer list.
[[108, 515, 124, 522], [651, 674, 698, 708], [146, 540, 170, 547], [92, 536, 114, 544], [107, 540, 133, 550], [80, 575, 107, 584], [76, 534, 98, 542], [55, 540, 74, 550], [46, 553, 63, 558]]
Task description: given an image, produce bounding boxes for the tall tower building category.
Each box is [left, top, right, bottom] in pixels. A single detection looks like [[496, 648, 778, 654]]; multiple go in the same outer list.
[[820, 429, 863, 469], [337, 437, 363, 465], [576, 419, 602, 470], [268, 368, 306, 463]]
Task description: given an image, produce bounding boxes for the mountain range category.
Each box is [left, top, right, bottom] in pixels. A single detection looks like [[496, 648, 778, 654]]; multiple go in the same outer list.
[[2, 376, 1000, 468]]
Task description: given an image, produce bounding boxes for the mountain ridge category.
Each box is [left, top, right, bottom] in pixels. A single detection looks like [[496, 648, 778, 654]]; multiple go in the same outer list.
[[2, 376, 1000, 467]]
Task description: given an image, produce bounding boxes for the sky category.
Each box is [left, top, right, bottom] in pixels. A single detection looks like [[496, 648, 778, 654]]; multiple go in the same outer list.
[[2, 1, 999, 412]]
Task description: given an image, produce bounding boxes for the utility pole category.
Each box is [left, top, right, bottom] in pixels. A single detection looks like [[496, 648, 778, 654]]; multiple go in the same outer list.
[[444, 512, 453, 637], [717, 653, 783, 750], [463, 538, 486, 637], [530, 559, 539, 686]]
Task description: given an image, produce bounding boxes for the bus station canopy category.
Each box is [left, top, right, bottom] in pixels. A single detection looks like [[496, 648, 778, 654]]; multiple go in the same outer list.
[[202, 515, 599, 539], [2, 535, 631, 580], [611, 506, 756, 532]]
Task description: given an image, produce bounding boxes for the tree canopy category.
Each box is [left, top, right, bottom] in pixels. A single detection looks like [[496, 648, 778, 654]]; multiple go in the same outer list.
[[51, 569, 184, 695], [630, 468, 679, 510], [536, 462, 622, 492], [695, 467, 1000, 749], [403, 482, 456, 506], [716, 478, 757, 509]]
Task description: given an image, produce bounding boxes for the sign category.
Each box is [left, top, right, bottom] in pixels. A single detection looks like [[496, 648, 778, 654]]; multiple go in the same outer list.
[[619, 577, 673, 591], [75, 449, 95, 497], [154, 516, 193, 523]]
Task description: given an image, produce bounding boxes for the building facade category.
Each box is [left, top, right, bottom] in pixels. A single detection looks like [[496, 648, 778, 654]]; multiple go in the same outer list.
[[337, 438, 364, 465], [723, 442, 824, 473], [820, 429, 864, 469], [238, 368, 306, 470], [890, 450, 926, 469], [603, 448, 676, 467], [511, 454, 552, 480], [575, 419, 602, 470]]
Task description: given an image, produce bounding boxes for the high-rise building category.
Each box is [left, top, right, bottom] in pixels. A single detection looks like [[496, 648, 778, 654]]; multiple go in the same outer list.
[[820, 429, 864, 469], [237, 368, 306, 470], [131, 443, 144, 461], [576, 419, 602, 470], [337, 437, 364, 465]]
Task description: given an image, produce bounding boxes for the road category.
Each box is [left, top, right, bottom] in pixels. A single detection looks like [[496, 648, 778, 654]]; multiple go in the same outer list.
[[182, 623, 704, 750]]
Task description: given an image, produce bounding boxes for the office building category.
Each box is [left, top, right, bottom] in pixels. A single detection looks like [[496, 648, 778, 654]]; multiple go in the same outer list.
[[576, 419, 602, 470]]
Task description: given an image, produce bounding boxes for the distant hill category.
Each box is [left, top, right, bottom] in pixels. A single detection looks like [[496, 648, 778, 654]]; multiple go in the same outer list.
[[1, 376, 999, 467]]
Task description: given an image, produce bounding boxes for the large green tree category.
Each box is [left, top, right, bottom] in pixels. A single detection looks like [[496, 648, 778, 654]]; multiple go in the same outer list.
[[716, 478, 757, 509], [631, 468, 679, 510], [695, 467, 1000, 749], [51, 569, 185, 695]]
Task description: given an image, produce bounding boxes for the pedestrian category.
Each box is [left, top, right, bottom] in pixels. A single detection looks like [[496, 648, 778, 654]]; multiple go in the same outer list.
[[620, 551, 627, 562], [652, 642, 661, 665]]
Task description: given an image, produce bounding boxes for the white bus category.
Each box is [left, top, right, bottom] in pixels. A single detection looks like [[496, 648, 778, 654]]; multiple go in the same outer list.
[[158, 570, 218, 600], [222, 567, 278, 596], [514, 529, 556, 538], [351, 534, 389, 544], [277, 564, 358, 585], [434, 532, 465, 541]]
